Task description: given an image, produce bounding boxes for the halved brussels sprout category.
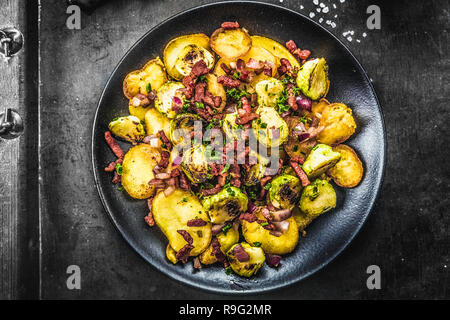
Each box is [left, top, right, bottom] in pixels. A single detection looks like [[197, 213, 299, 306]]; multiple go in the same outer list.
[[244, 151, 270, 186], [299, 179, 336, 218], [221, 111, 241, 140], [302, 144, 341, 178], [292, 206, 314, 231], [226, 242, 265, 277], [202, 187, 248, 224], [255, 78, 284, 108], [108, 116, 145, 142], [269, 174, 302, 210], [296, 58, 329, 100], [252, 107, 289, 147], [174, 44, 215, 77], [169, 113, 202, 146], [123, 57, 167, 99], [327, 144, 363, 188], [144, 108, 170, 137], [154, 81, 186, 119], [181, 144, 209, 184], [317, 103, 357, 146]]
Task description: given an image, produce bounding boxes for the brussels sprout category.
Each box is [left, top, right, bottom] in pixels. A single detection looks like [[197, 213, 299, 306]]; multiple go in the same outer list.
[[226, 242, 265, 277], [244, 151, 270, 186], [302, 144, 341, 178], [155, 81, 186, 119], [169, 113, 202, 146], [174, 44, 215, 77], [296, 58, 329, 100], [217, 226, 240, 251], [180, 144, 209, 184], [255, 78, 284, 107], [299, 179, 336, 218], [269, 175, 302, 210], [252, 107, 289, 147], [292, 206, 314, 231], [202, 187, 248, 224], [108, 115, 145, 142], [221, 111, 241, 140]]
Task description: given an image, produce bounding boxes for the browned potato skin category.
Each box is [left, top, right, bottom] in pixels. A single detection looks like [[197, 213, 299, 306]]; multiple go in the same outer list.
[[283, 115, 317, 159], [312, 98, 330, 115], [210, 28, 252, 60], [327, 144, 364, 188], [317, 103, 357, 146], [123, 57, 167, 99]]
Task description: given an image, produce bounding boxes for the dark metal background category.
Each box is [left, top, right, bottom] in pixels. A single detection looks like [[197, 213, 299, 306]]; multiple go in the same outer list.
[[1, 0, 449, 299]]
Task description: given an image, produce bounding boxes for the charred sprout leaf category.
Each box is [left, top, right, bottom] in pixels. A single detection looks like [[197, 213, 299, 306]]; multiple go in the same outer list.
[[299, 179, 336, 218], [108, 115, 146, 142], [202, 187, 248, 224], [302, 144, 341, 178], [174, 44, 215, 77], [244, 152, 270, 186], [181, 144, 209, 184], [226, 242, 265, 277], [169, 113, 202, 146], [296, 58, 329, 100], [269, 174, 302, 210]]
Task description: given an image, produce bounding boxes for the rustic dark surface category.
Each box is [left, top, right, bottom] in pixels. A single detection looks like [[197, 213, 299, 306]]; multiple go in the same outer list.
[[4, 0, 449, 299]]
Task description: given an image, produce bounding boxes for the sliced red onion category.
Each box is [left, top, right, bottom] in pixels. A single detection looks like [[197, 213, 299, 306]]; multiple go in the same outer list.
[[296, 132, 311, 142], [173, 96, 182, 105], [233, 244, 250, 262], [155, 172, 171, 180], [266, 253, 282, 268], [248, 201, 258, 214], [281, 111, 291, 118], [271, 209, 292, 222], [163, 185, 175, 197], [296, 95, 312, 111], [272, 220, 290, 233], [261, 207, 272, 221]]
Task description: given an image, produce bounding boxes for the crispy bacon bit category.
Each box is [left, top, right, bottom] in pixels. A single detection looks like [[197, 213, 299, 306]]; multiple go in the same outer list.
[[131, 93, 150, 107], [290, 161, 310, 187], [194, 82, 206, 102], [112, 172, 121, 184], [211, 224, 226, 236], [202, 90, 216, 107], [211, 238, 226, 262], [277, 58, 292, 76], [158, 150, 170, 168], [289, 156, 305, 164], [187, 219, 207, 227], [148, 90, 157, 101], [213, 96, 222, 108], [104, 131, 124, 159], [176, 244, 193, 263], [177, 229, 193, 245], [239, 212, 258, 223], [220, 63, 232, 74], [266, 253, 282, 267], [298, 49, 311, 60], [285, 40, 298, 52], [182, 75, 195, 99], [285, 40, 311, 61], [105, 158, 122, 172], [260, 207, 272, 221], [144, 198, 155, 227], [191, 60, 210, 77], [158, 130, 173, 151], [170, 168, 180, 177], [221, 21, 240, 29], [233, 244, 250, 262], [202, 184, 222, 196], [246, 58, 264, 73], [247, 201, 258, 214], [179, 172, 190, 191], [217, 75, 241, 88], [287, 85, 298, 111], [193, 257, 202, 269]]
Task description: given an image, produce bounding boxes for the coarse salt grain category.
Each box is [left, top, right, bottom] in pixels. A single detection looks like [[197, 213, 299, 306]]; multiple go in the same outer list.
[[347, 36, 352, 41], [309, 12, 315, 18], [320, 2, 325, 8], [323, 7, 329, 13], [319, 17, 323, 23], [363, 32, 367, 37], [316, 8, 321, 12], [313, 0, 319, 5]]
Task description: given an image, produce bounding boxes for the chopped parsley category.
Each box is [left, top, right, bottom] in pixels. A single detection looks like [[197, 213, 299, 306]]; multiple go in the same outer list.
[[260, 222, 269, 227], [226, 88, 248, 101], [264, 182, 272, 190], [117, 185, 124, 191], [198, 75, 207, 82], [146, 82, 152, 93], [195, 101, 204, 109], [115, 163, 123, 175], [253, 242, 262, 247], [221, 163, 231, 174], [222, 224, 232, 235], [225, 266, 233, 275]]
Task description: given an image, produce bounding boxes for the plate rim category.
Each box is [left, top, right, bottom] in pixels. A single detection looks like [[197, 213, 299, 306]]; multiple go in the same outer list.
[[91, 0, 386, 295]]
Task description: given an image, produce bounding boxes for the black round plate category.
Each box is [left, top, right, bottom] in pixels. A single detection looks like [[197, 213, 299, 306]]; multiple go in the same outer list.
[[92, 1, 385, 294]]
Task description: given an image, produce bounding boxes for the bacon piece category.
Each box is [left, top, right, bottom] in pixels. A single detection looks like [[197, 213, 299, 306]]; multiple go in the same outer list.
[[187, 219, 207, 227], [211, 238, 226, 262], [144, 198, 155, 227], [217, 75, 240, 88], [287, 85, 298, 111], [245, 58, 264, 73], [220, 63, 232, 74], [289, 156, 305, 164], [105, 158, 122, 172], [232, 244, 250, 262], [202, 90, 216, 107], [202, 184, 222, 196], [158, 150, 170, 168], [148, 90, 157, 101], [239, 213, 258, 223], [213, 96, 222, 108], [285, 40, 298, 52], [277, 58, 292, 76], [190, 60, 209, 77], [179, 172, 190, 191], [112, 172, 121, 184], [177, 230, 193, 245], [194, 82, 206, 102], [158, 130, 173, 151], [193, 257, 202, 269], [170, 168, 181, 177], [176, 244, 193, 263], [104, 131, 124, 159], [182, 75, 195, 99], [131, 93, 150, 107], [221, 21, 239, 29], [266, 253, 282, 267], [298, 49, 311, 60], [290, 161, 310, 187]]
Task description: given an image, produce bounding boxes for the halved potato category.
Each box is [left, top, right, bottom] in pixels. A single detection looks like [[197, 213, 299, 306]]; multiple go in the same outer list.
[[317, 103, 357, 145], [166, 244, 178, 264], [241, 208, 299, 255], [205, 74, 226, 111], [121, 144, 161, 199], [174, 44, 215, 78], [163, 33, 211, 80], [144, 107, 170, 137], [210, 27, 252, 60], [129, 100, 151, 122], [312, 98, 330, 115], [251, 35, 300, 70], [327, 144, 364, 188], [123, 57, 167, 99], [152, 189, 212, 256], [240, 46, 279, 76]]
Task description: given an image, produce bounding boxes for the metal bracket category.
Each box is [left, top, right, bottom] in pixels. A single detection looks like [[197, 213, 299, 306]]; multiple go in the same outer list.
[[0, 27, 23, 61]]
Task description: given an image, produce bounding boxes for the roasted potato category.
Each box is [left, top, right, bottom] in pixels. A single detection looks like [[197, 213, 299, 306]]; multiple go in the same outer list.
[[242, 207, 299, 255], [163, 33, 211, 80], [166, 244, 178, 264], [144, 107, 170, 137], [226, 242, 265, 277], [121, 144, 161, 199], [327, 144, 363, 188], [202, 187, 248, 224], [299, 179, 336, 218], [174, 44, 215, 78], [154, 81, 186, 119], [108, 116, 145, 142], [128, 101, 152, 122], [312, 98, 330, 115], [206, 73, 226, 111], [252, 107, 289, 148], [255, 78, 285, 107], [210, 27, 252, 60], [152, 189, 212, 256], [302, 144, 341, 178], [296, 58, 329, 100], [292, 206, 314, 231], [317, 103, 357, 145], [123, 57, 167, 99], [251, 35, 300, 71], [240, 46, 279, 77], [269, 174, 302, 210], [199, 226, 240, 265]]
